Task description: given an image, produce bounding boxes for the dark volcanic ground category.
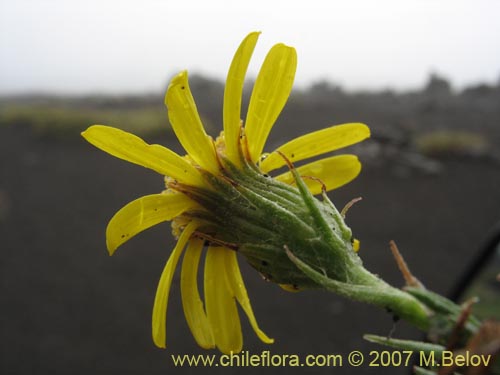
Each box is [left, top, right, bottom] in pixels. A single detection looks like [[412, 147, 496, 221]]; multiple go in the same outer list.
[[1, 123, 499, 375]]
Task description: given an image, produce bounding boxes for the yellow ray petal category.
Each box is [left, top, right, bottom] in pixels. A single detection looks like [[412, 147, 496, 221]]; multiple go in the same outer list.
[[106, 193, 196, 255], [223, 250, 274, 344], [180, 238, 215, 349], [279, 284, 301, 292], [260, 123, 370, 173], [165, 71, 219, 174], [275, 154, 361, 194], [223, 32, 260, 164], [245, 43, 297, 163], [204, 246, 242, 354], [82, 125, 206, 187], [152, 220, 198, 349], [353, 239, 360, 252]]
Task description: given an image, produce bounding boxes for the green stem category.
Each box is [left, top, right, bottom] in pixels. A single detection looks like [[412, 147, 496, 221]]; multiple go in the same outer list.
[[286, 247, 432, 331]]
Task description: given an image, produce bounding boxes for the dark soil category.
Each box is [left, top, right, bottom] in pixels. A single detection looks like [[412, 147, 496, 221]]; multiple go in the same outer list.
[[1, 121, 499, 375]]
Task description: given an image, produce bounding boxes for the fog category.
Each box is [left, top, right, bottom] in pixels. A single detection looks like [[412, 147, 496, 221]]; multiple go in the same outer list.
[[1, 0, 499, 94]]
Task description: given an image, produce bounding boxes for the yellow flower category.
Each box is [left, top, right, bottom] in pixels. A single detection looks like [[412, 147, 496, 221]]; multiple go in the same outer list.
[[82, 32, 370, 354]]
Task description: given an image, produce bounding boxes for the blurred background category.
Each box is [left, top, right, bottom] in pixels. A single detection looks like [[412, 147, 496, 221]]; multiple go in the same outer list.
[[1, 1, 499, 374]]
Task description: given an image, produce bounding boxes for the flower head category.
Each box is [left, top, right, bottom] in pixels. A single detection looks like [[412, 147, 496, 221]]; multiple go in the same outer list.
[[82, 32, 370, 354]]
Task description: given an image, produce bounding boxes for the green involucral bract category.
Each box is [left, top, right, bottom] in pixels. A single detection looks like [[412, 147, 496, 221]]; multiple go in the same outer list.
[[174, 156, 353, 287], [172, 155, 433, 330]]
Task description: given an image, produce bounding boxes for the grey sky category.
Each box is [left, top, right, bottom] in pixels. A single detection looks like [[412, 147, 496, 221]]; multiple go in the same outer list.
[[1, 0, 499, 94]]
